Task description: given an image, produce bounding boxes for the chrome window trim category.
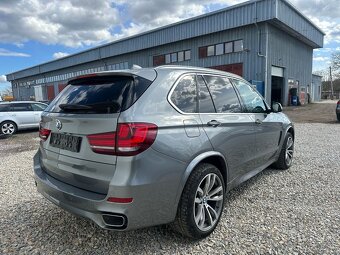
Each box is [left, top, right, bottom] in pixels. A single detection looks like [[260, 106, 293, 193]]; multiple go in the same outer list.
[[167, 72, 253, 116]]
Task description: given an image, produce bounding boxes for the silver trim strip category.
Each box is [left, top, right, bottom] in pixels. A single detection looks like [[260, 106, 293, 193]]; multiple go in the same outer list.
[[167, 72, 258, 116]]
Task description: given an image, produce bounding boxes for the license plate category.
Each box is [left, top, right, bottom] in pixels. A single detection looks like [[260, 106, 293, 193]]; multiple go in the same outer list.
[[50, 133, 82, 152]]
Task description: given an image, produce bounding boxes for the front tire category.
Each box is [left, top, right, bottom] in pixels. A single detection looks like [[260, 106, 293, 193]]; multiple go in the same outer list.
[[273, 132, 294, 170], [0, 121, 17, 135], [173, 163, 225, 239]]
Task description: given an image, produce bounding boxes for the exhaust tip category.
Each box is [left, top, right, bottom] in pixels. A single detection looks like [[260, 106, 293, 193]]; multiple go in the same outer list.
[[102, 213, 127, 229]]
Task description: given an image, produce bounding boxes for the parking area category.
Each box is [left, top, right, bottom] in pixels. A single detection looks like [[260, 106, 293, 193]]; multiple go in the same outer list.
[[0, 103, 339, 254]]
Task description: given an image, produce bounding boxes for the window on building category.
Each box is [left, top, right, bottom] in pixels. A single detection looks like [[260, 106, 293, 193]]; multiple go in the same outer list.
[[199, 39, 244, 58], [216, 44, 224, 55], [234, 40, 243, 52], [207, 45, 215, 56], [225, 42, 233, 53], [185, 50, 191, 60], [153, 50, 191, 66], [153, 55, 166, 66], [199, 47, 207, 58], [165, 54, 171, 64], [171, 52, 177, 63], [178, 51, 184, 62], [170, 75, 197, 113]]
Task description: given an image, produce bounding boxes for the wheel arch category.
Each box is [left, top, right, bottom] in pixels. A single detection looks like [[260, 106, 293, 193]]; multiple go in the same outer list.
[[0, 119, 18, 130], [286, 125, 295, 140], [174, 151, 229, 213]]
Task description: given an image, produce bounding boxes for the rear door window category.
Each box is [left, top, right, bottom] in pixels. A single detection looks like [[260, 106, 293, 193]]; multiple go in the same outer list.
[[0, 104, 10, 112], [45, 76, 152, 114], [197, 75, 216, 113], [170, 75, 198, 113], [11, 103, 33, 112], [203, 75, 241, 113]]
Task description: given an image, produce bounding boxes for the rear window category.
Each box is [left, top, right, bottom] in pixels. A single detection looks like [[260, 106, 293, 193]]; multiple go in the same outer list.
[[45, 75, 152, 114], [0, 104, 10, 112], [11, 103, 33, 112]]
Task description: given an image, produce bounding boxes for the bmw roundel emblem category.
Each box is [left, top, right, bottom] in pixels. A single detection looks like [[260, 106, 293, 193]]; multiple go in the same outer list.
[[55, 119, 62, 130]]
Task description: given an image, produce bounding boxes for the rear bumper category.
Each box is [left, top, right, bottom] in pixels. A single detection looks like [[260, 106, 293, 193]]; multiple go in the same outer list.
[[33, 149, 185, 230]]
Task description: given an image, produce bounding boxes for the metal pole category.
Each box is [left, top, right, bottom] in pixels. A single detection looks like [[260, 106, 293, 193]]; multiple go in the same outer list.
[[329, 66, 334, 100]]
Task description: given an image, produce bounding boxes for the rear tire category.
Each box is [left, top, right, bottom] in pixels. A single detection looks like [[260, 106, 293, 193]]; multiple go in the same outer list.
[[0, 121, 17, 135], [273, 132, 294, 170], [337, 113, 340, 122], [172, 163, 225, 239]]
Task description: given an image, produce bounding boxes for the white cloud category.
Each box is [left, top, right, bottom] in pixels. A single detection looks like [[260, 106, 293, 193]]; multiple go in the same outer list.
[[313, 56, 329, 62], [0, 48, 30, 57], [53, 52, 70, 59], [0, 0, 120, 47], [0, 75, 7, 83]]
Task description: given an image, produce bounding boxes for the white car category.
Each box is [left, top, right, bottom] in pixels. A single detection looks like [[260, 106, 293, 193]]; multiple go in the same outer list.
[[0, 101, 48, 135]]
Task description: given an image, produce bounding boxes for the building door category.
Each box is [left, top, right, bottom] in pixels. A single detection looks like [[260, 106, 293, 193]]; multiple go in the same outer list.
[[47, 85, 55, 101], [271, 66, 284, 105]]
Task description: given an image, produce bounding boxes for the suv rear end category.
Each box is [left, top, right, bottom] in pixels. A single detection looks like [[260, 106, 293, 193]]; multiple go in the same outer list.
[[34, 67, 203, 231]]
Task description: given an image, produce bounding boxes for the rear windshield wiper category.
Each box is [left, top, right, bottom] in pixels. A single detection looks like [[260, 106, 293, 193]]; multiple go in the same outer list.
[[59, 104, 92, 111], [59, 102, 120, 113]]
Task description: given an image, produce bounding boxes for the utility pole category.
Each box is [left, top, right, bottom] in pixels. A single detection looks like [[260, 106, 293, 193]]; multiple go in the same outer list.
[[329, 66, 334, 100]]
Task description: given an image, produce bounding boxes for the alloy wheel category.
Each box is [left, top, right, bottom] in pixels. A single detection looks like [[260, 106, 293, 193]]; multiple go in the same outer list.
[[1, 123, 15, 135], [285, 136, 294, 166], [194, 173, 224, 232]]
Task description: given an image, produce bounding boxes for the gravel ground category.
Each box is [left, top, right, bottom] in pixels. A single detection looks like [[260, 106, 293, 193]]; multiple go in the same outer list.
[[0, 131, 39, 157], [0, 123, 339, 254]]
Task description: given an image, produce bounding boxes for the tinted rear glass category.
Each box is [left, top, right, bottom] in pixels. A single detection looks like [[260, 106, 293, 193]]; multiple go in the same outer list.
[[11, 103, 33, 112], [0, 104, 10, 112], [45, 76, 152, 114], [203, 75, 241, 113]]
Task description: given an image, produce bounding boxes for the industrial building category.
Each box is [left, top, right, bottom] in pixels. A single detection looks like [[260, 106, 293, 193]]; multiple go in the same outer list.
[[6, 0, 324, 106]]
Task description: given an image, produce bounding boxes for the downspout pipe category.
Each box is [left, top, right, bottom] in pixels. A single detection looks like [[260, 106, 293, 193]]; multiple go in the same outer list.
[[254, 1, 269, 100]]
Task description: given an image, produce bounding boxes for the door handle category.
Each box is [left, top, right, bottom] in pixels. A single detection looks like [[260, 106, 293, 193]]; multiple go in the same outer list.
[[207, 120, 221, 127], [255, 119, 262, 125]]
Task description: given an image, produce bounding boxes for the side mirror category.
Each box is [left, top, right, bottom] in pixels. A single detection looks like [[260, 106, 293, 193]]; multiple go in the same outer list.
[[271, 102, 282, 113]]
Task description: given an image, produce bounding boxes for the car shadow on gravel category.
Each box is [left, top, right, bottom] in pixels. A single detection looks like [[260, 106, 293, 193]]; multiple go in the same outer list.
[[1, 167, 285, 254]]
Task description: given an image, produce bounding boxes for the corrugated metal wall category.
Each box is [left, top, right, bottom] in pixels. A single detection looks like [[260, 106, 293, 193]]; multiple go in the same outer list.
[[311, 75, 322, 102], [276, 0, 324, 47], [267, 24, 314, 105]]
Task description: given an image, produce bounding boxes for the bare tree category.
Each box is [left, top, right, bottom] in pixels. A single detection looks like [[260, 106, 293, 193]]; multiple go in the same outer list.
[[3, 86, 12, 95], [331, 52, 340, 78]]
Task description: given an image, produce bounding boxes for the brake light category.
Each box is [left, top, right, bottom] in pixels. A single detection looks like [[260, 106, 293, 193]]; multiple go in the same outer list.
[[87, 123, 158, 156], [87, 132, 116, 155], [39, 127, 51, 141]]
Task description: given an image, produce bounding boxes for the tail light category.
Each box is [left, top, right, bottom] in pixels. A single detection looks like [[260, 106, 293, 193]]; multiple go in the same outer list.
[[87, 132, 116, 155], [87, 123, 158, 156], [39, 126, 51, 141]]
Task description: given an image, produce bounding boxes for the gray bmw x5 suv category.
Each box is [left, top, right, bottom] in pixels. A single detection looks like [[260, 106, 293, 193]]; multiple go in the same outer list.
[[34, 66, 294, 239]]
